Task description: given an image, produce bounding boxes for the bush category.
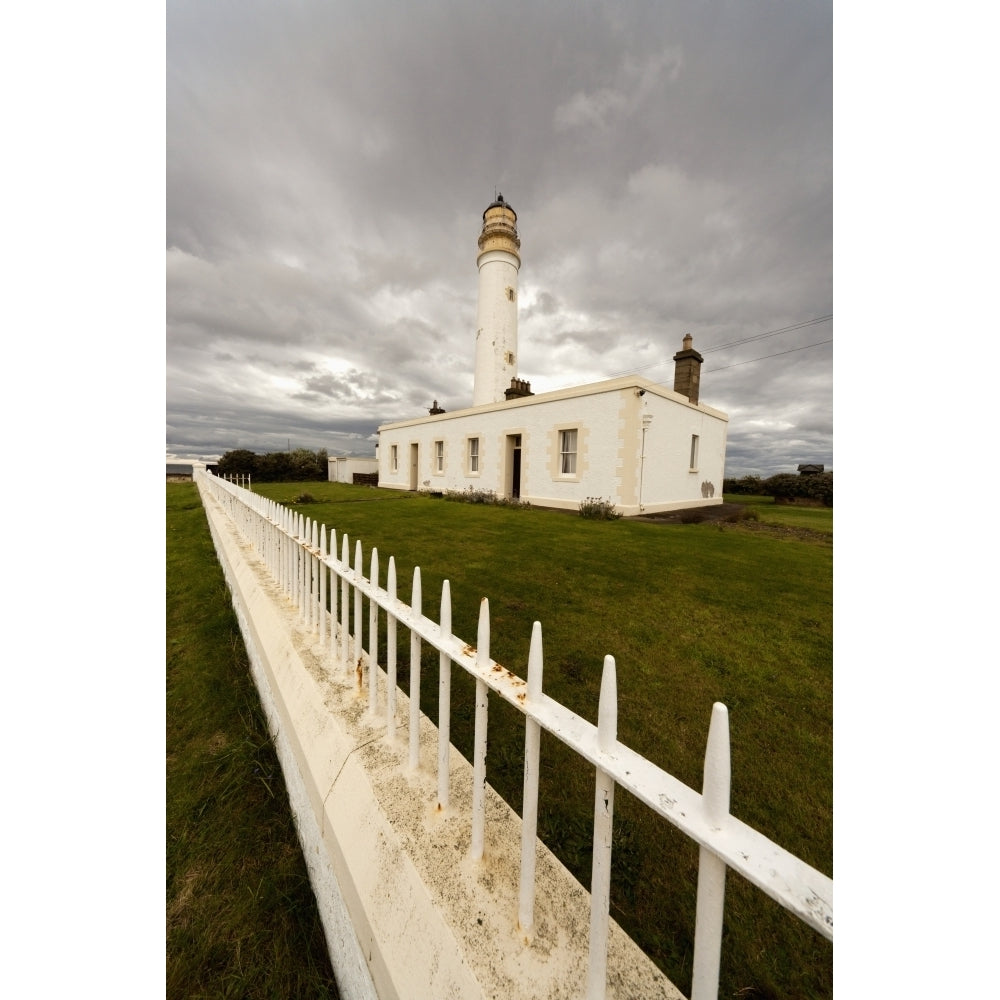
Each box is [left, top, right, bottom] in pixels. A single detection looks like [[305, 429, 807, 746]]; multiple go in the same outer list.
[[763, 472, 833, 507], [723, 475, 764, 495], [294, 492, 317, 504], [442, 487, 531, 509], [579, 497, 622, 520]]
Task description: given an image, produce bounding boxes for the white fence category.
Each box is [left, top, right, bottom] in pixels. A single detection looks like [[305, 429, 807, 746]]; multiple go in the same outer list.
[[196, 470, 832, 999]]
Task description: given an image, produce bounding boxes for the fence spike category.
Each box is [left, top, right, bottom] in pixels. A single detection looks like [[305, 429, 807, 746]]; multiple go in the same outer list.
[[368, 548, 380, 714], [691, 703, 731, 1000], [386, 557, 398, 744], [319, 525, 328, 650], [597, 654, 618, 751], [587, 654, 618, 999], [437, 580, 452, 810], [340, 534, 350, 671], [409, 567, 423, 769], [354, 540, 364, 690], [519, 621, 544, 935], [471, 598, 490, 860]]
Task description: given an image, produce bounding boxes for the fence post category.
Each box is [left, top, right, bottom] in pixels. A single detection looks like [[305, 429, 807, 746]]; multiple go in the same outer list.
[[340, 534, 349, 671], [319, 525, 327, 650], [297, 515, 304, 616], [586, 655, 617, 1000], [518, 621, 544, 936], [328, 528, 338, 662], [470, 598, 490, 861], [437, 580, 452, 811], [368, 548, 379, 715], [295, 514, 306, 622], [309, 518, 320, 632], [303, 517, 310, 629], [408, 567, 422, 770], [278, 507, 285, 594], [354, 540, 363, 691], [288, 509, 295, 600], [386, 557, 397, 744], [691, 703, 731, 1000]]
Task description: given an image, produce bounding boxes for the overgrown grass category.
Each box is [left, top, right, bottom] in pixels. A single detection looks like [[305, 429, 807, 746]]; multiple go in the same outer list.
[[166, 484, 339, 1000], [242, 481, 833, 999]]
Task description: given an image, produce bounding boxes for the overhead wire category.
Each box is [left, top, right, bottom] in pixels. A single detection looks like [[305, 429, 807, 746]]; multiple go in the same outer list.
[[704, 338, 832, 373], [603, 314, 832, 379]]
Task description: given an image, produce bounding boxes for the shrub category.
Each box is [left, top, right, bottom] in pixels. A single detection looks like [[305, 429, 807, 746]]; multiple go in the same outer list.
[[579, 497, 622, 520], [763, 472, 833, 507], [216, 447, 329, 483], [723, 475, 764, 495], [725, 507, 760, 523], [443, 487, 530, 509], [294, 492, 317, 504]]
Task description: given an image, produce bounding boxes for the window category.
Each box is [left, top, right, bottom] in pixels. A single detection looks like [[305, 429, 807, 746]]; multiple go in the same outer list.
[[560, 429, 577, 475], [689, 435, 699, 471], [468, 437, 480, 474], [504, 350, 515, 365], [506, 286, 516, 302], [434, 440, 444, 474], [390, 445, 398, 473]]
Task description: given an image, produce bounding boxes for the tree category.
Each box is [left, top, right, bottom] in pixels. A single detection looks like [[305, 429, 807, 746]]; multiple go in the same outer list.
[[217, 449, 258, 478]]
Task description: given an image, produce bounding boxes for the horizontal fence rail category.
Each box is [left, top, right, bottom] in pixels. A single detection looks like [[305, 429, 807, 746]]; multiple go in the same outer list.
[[196, 470, 832, 1000]]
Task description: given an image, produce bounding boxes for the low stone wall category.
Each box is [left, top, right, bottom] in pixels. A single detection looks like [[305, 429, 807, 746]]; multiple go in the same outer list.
[[198, 482, 683, 1000]]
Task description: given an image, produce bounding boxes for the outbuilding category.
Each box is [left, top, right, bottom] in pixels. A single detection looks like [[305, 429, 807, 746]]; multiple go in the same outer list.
[[328, 456, 380, 484]]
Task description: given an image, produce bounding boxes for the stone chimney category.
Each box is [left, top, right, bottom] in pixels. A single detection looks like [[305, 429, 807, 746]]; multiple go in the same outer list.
[[428, 399, 446, 415], [672, 334, 704, 405], [504, 377, 533, 400]]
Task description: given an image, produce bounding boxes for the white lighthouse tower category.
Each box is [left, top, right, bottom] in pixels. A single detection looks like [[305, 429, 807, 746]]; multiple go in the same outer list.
[[472, 194, 521, 406]]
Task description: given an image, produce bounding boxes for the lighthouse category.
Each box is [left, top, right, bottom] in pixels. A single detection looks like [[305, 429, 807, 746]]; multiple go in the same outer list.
[[472, 194, 521, 406]]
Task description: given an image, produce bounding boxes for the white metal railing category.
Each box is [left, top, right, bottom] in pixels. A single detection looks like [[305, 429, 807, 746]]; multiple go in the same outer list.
[[218, 472, 252, 490], [195, 470, 832, 999]]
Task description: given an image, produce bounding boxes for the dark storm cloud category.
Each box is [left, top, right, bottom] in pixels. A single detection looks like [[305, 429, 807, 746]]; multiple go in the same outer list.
[[167, 0, 831, 474]]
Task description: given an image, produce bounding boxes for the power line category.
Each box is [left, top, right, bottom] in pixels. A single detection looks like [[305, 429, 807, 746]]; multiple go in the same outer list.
[[703, 338, 832, 373], [604, 314, 832, 378], [701, 315, 832, 354]]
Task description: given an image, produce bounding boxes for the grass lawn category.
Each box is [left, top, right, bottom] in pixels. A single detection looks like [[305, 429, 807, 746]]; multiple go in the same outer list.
[[238, 481, 833, 999], [723, 492, 833, 534], [166, 484, 340, 999]]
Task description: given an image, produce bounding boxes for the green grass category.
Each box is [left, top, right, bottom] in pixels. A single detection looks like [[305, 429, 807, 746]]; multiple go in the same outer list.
[[244, 481, 833, 1000], [166, 484, 340, 1000], [724, 493, 833, 534]]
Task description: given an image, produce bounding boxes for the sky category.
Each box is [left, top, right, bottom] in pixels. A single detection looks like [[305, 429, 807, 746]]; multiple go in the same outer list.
[[166, 0, 832, 477]]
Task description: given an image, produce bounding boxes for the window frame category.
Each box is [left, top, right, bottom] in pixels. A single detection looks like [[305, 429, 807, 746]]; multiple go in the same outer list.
[[467, 436, 481, 476], [559, 428, 578, 476]]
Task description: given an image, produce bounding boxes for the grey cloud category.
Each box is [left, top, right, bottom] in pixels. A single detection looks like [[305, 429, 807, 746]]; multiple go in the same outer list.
[[167, 1, 830, 477]]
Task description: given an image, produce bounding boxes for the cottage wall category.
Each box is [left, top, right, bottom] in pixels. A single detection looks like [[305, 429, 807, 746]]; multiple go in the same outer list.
[[376, 376, 727, 515]]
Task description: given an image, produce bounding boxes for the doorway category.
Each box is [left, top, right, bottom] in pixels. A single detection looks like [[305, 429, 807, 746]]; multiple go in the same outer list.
[[409, 443, 419, 491], [506, 434, 522, 499]]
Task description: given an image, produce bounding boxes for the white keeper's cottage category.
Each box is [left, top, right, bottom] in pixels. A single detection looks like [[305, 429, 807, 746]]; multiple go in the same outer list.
[[376, 196, 728, 516]]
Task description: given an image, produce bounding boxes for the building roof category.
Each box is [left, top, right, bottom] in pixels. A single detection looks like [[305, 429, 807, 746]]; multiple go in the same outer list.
[[377, 373, 728, 432]]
